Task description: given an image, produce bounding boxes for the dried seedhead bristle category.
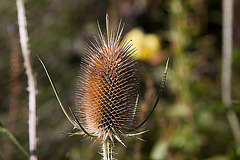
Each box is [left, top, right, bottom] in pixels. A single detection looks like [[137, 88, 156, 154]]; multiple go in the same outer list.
[[76, 15, 140, 144]]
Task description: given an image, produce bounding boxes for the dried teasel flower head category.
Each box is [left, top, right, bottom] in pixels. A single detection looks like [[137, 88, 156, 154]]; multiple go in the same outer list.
[[38, 13, 168, 160], [76, 14, 140, 145]]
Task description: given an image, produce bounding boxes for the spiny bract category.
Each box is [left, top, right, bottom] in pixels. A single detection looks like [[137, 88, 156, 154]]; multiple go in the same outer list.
[[76, 15, 140, 145]]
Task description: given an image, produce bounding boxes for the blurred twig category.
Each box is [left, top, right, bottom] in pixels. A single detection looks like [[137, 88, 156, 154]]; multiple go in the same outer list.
[[3, 24, 22, 160], [16, 0, 38, 159], [222, 0, 240, 142]]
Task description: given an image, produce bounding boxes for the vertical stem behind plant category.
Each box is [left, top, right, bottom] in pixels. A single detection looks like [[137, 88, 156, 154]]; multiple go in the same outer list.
[[16, 0, 38, 159], [3, 24, 22, 160], [222, 0, 240, 142]]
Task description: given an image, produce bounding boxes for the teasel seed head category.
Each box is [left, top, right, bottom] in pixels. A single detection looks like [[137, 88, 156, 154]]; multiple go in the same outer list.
[[76, 14, 140, 145], [38, 13, 168, 160]]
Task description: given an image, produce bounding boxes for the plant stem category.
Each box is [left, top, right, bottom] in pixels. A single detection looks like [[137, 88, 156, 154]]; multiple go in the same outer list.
[[222, 0, 240, 143], [16, 0, 38, 159], [102, 138, 113, 160]]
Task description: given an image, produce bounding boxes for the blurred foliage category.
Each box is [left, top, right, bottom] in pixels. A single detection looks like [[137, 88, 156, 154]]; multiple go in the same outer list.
[[1, 0, 240, 160], [0, 122, 29, 158]]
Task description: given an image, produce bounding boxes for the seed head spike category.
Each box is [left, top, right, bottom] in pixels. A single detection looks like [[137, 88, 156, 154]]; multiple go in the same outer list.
[[106, 13, 110, 46]]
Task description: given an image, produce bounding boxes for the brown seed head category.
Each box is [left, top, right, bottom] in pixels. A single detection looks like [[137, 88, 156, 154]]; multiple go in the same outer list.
[[76, 15, 139, 142]]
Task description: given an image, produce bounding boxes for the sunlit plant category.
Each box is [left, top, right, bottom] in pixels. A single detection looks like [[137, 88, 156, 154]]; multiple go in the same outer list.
[[38, 14, 169, 160]]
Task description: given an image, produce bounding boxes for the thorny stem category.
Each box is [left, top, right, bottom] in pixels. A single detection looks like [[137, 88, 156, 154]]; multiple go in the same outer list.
[[16, 0, 38, 159], [102, 138, 113, 160]]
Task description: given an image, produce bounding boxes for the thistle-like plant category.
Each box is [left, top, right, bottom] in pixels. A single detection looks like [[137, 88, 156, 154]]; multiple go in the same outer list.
[[38, 14, 169, 160]]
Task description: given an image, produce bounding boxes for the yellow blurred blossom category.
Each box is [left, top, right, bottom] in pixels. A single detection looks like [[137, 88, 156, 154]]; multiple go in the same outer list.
[[126, 28, 161, 61]]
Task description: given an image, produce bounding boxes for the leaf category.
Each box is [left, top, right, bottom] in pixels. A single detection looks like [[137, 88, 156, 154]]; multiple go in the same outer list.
[[150, 140, 168, 160], [232, 100, 240, 105], [0, 122, 29, 158]]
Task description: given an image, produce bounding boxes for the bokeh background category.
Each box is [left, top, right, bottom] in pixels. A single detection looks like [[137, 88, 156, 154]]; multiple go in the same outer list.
[[1, 0, 240, 159]]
